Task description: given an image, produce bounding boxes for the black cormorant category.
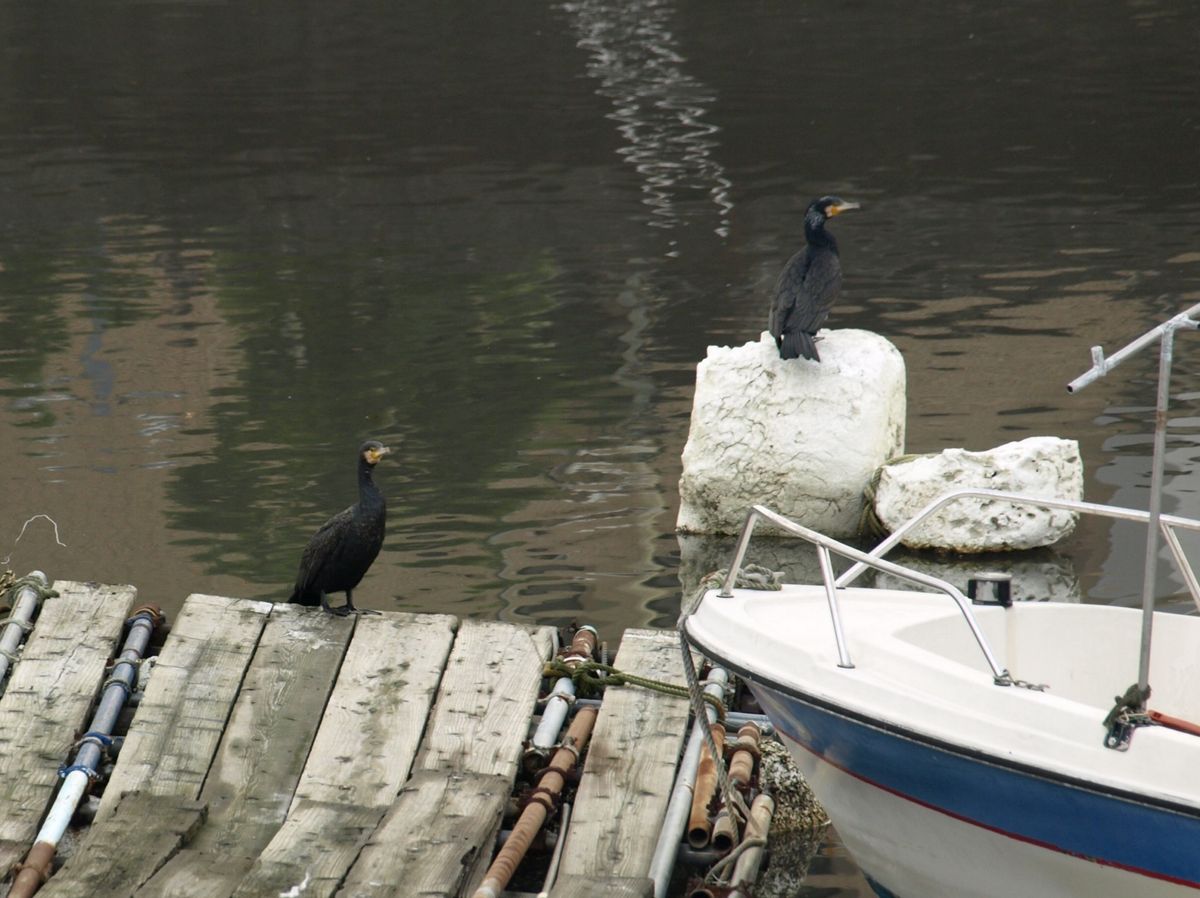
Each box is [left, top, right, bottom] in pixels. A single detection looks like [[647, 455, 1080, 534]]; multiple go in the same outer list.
[[768, 195, 860, 362], [288, 440, 390, 616]]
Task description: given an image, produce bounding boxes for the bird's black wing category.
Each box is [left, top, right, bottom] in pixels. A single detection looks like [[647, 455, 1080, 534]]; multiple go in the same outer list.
[[769, 247, 812, 344], [785, 248, 842, 336], [290, 506, 354, 603]]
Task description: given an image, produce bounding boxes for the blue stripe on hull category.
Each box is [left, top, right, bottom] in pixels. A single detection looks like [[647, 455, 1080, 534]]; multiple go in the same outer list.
[[752, 682, 1200, 888]]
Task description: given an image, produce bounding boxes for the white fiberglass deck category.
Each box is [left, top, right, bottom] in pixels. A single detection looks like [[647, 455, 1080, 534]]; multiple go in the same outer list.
[[687, 583, 1200, 810]]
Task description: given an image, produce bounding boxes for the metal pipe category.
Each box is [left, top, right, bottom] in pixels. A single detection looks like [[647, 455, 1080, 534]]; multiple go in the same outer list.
[[842, 489, 1200, 594], [836, 487, 1200, 593], [8, 603, 162, 898], [1065, 307, 1200, 697], [1066, 301, 1200, 393], [1160, 525, 1200, 613], [472, 705, 598, 898], [726, 723, 762, 789], [1137, 330, 1174, 693], [526, 627, 597, 772], [719, 509, 761, 597], [711, 805, 739, 854], [817, 545, 854, 668], [728, 794, 776, 898], [0, 571, 48, 687], [686, 723, 726, 848], [649, 668, 729, 897]]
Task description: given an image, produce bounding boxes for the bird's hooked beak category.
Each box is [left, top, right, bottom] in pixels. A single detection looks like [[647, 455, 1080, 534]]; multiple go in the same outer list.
[[365, 445, 391, 465], [827, 200, 861, 217]]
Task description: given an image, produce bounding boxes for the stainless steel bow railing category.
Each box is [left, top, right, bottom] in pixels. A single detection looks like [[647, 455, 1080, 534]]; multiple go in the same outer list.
[[715, 490, 1200, 683], [716, 502, 1010, 681]]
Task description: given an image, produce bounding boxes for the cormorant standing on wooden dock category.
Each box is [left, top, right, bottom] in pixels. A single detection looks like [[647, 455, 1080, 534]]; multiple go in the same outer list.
[[289, 440, 390, 616], [768, 195, 860, 362]]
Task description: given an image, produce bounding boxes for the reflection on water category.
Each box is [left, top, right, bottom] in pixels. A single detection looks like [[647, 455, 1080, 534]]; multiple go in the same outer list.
[[561, 0, 734, 241], [799, 828, 878, 897]]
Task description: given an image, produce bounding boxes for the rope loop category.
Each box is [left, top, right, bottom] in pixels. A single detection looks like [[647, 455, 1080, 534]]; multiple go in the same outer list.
[[5, 575, 59, 605], [0, 615, 33, 633], [541, 657, 726, 720]]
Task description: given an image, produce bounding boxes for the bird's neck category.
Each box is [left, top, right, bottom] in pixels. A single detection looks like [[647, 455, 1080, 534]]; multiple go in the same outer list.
[[357, 463, 384, 510], [805, 219, 837, 251]]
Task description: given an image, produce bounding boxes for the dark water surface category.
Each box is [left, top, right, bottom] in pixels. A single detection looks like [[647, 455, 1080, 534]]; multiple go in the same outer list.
[[1, 3, 1199, 891]]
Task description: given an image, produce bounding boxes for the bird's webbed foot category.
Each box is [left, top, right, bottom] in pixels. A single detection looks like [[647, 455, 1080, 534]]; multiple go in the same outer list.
[[320, 594, 355, 617], [333, 591, 381, 616]]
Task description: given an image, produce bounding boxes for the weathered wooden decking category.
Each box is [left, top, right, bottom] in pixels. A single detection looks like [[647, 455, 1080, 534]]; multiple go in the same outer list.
[[0, 584, 693, 898]]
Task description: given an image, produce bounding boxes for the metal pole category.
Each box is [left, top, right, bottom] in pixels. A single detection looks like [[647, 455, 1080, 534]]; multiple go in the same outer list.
[[1067, 301, 1200, 393], [817, 545, 854, 669], [1066, 307, 1200, 699], [1137, 330, 1174, 692], [719, 510, 762, 597]]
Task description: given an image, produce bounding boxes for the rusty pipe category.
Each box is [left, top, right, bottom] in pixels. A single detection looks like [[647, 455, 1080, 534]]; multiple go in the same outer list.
[[727, 722, 762, 788], [473, 705, 598, 898], [729, 793, 776, 898], [686, 722, 726, 848], [8, 841, 54, 898], [563, 625, 598, 664], [711, 804, 739, 854]]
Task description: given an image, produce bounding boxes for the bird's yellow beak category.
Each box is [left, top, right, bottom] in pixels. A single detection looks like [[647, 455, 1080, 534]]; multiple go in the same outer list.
[[828, 201, 861, 217], [366, 446, 391, 464]]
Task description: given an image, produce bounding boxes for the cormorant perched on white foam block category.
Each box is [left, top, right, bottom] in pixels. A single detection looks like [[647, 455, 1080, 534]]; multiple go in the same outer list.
[[768, 196, 860, 362]]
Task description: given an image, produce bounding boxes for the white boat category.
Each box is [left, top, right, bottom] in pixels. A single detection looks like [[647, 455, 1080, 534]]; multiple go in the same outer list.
[[683, 308, 1200, 897]]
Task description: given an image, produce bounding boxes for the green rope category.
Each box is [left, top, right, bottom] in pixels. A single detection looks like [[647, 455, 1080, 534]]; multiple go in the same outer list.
[[543, 658, 727, 720]]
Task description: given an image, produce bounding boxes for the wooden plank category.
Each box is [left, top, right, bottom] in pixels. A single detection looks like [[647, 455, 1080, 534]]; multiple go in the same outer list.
[[37, 793, 206, 898], [189, 604, 354, 854], [227, 613, 458, 898], [129, 853, 253, 898], [334, 771, 510, 898], [556, 628, 692, 880], [414, 619, 555, 778], [229, 801, 383, 898], [96, 594, 272, 821], [294, 612, 458, 808], [130, 605, 356, 898], [337, 620, 555, 896], [548, 874, 654, 898], [0, 581, 134, 876]]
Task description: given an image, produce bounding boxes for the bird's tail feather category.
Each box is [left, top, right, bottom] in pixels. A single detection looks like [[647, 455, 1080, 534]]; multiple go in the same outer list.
[[289, 586, 318, 606], [781, 331, 820, 362]]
